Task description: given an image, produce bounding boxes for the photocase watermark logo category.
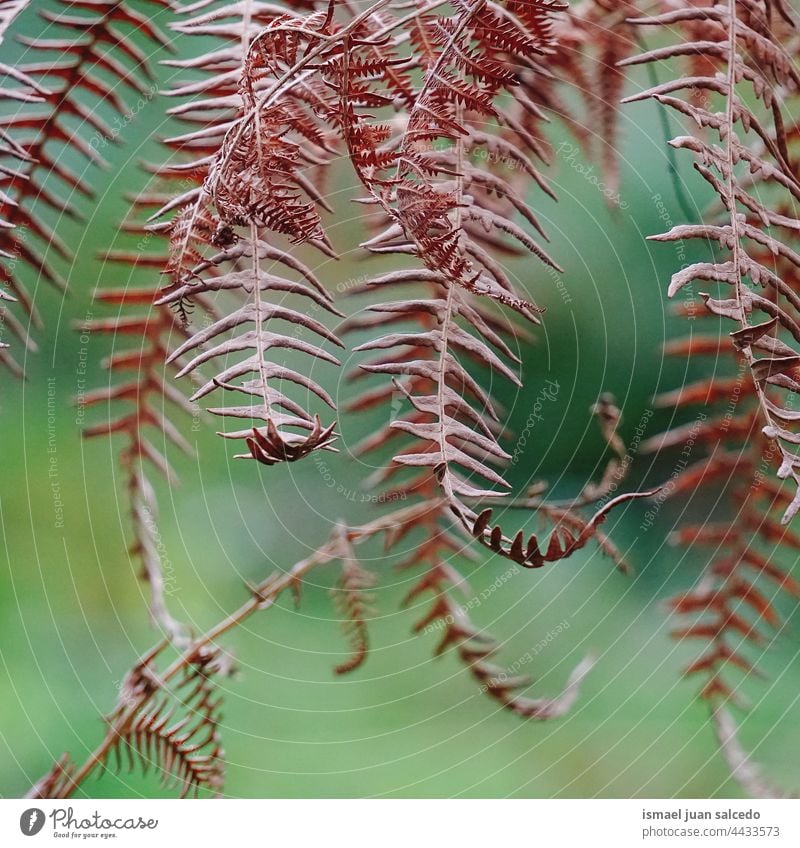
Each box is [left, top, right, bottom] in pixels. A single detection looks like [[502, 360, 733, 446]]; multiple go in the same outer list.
[[19, 808, 45, 836], [15, 807, 161, 838]]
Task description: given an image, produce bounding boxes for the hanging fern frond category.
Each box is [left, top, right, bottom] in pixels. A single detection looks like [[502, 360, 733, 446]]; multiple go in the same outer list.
[[145, 0, 595, 483], [400, 506, 597, 718], [0, 0, 170, 343], [81, 1, 351, 643], [144, 3, 354, 466], [624, 1, 800, 518], [79, 0, 343, 638], [625, 0, 800, 795], [0, 0, 43, 372], [77, 283, 205, 641], [156, 231, 344, 465], [330, 532, 377, 675], [338, 2, 648, 570], [641, 307, 800, 796]]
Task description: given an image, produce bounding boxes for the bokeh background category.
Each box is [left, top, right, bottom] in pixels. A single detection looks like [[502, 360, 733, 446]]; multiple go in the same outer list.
[[1, 0, 799, 799]]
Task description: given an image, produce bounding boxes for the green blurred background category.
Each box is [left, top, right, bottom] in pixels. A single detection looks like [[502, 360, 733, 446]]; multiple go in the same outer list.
[[1, 1, 799, 799]]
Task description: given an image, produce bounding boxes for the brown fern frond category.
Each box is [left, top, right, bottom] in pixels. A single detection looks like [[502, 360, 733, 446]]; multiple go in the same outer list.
[[404, 539, 596, 718], [330, 534, 377, 675], [624, 8, 799, 427], [85, 0, 340, 636], [156, 230, 344, 465], [0, 0, 43, 372], [104, 643, 225, 797], [0, 0, 170, 342], [76, 285, 199, 641], [625, 0, 800, 502], [337, 2, 649, 556], [644, 314, 799, 795], [624, 0, 800, 618], [366, 479, 597, 719], [26, 524, 380, 798], [145, 4, 350, 465]]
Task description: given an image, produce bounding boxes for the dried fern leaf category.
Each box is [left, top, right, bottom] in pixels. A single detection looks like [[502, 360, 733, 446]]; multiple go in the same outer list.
[[330, 538, 377, 675], [0, 0, 170, 353], [104, 644, 225, 797]]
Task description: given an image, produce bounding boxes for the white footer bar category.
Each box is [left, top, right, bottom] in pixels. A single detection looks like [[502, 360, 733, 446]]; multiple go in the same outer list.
[[3, 799, 797, 847]]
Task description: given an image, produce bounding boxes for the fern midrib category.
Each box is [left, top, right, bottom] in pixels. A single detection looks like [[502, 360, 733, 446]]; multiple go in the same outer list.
[[250, 221, 274, 419], [435, 89, 468, 507], [399, 0, 487, 508]]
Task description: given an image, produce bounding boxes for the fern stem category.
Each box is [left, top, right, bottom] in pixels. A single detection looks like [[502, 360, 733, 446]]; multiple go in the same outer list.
[[50, 544, 337, 798], [41, 502, 436, 798], [726, 0, 746, 331], [250, 222, 272, 418], [129, 467, 187, 645], [434, 93, 468, 505]]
